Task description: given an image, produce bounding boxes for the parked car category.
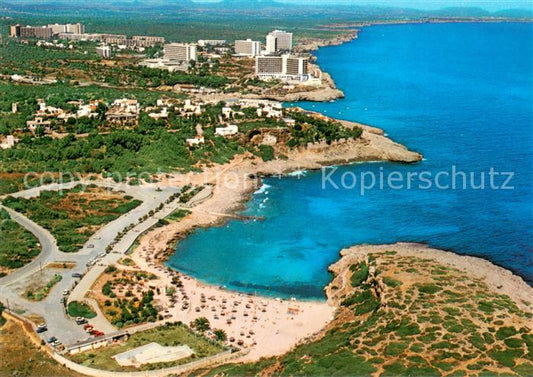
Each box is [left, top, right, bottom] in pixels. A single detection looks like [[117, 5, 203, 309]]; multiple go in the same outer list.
[[72, 273, 83, 278], [36, 326, 47, 333], [75, 317, 87, 325], [90, 330, 104, 337], [62, 289, 69, 296], [47, 336, 57, 343]]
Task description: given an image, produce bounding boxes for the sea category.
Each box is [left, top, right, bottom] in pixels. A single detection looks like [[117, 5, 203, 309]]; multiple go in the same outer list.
[[167, 22, 533, 300]]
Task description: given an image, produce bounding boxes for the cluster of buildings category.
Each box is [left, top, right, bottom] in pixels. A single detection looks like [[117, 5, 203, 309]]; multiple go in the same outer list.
[[4, 96, 297, 151], [24, 99, 101, 133], [140, 43, 198, 72], [10, 22, 166, 58], [234, 30, 311, 82], [10, 22, 84, 39], [106, 99, 140, 126], [234, 30, 293, 57]]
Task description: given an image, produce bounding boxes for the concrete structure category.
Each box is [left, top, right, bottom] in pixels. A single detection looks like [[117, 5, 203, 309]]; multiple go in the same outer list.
[[9, 24, 20, 38], [12, 25, 53, 39], [96, 45, 111, 58], [105, 36, 164, 48], [255, 54, 309, 81], [104, 36, 128, 46], [265, 30, 293, 52], [47, 23, 84, 35], [148, 107, 168, 119], [10, 23, 84, 38], [112, 343, 194, 367], [132, 35, 165, 47], [26, 117, 52, 132], [234, 39, 261, 57], [198, 39, 227, 47], [265, 34, 277, 54], [48, 23, 67, 35], [164, 43, 197, 63], [58, 33, 125, 42], [186, 136, 204, 146], [106, 99, 140, 126], [139, 59, 189, 72], [66, 23, 85, 34], [77, 101, 99, 118], [0, 135, 17, 149], [215, 124, 239, 137]]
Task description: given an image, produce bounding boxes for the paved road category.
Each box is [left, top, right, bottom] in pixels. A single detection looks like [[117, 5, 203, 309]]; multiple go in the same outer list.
[[0, 205, 60, 286], [0, 180, 182, 346]]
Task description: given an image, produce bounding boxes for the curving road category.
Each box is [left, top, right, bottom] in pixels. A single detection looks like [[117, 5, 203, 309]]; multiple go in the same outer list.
[[0, 179, 183, 346]]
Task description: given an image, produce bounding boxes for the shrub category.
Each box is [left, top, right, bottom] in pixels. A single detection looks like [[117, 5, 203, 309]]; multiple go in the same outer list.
[[383, 277, 402, 288], [496, 326, 518, 340], [68, 301, 97, 318], [384, 342, 408, 356], [418, 284, 442, 294], [350, 262, 369, 287]]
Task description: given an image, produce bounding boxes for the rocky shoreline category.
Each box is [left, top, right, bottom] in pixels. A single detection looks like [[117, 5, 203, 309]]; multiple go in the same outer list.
[[327, 243, 533, 312]]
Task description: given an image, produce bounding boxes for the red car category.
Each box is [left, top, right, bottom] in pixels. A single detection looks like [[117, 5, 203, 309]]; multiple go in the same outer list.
[[90, 330, 104, 337]]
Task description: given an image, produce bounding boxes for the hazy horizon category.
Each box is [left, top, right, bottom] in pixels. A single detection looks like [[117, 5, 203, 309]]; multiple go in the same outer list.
[[3, 0, 532, 12], [194, 0, 532, 12]]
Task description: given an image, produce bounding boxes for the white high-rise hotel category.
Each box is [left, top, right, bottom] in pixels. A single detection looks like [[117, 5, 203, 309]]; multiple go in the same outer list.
[[265, 30, 293, 53], [163, 43, 197, 62], [255, 54, 308, 81]]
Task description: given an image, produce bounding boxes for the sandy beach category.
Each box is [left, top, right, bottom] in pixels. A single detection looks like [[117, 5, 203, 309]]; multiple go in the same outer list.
[[130, 245, 335, 362], [120, 122, 421, 361]]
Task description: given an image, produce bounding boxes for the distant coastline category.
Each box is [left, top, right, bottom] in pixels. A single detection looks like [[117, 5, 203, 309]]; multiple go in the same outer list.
[[294, 18, 533, 103], [297, 17, 533, 53]]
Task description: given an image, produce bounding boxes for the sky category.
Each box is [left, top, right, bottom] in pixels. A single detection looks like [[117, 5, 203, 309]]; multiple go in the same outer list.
[[196, 0, 533, 12]]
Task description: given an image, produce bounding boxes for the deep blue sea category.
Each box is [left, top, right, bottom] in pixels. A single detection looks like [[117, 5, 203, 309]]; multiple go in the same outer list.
[[168, 22, 533, 299]]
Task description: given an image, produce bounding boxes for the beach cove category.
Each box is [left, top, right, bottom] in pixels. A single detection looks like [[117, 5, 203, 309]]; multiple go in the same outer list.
[[124, 21, 533, 362], [168, 22, 533, 298]]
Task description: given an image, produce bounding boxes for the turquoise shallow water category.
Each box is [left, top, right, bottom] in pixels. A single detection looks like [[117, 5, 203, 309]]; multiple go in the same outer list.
[[168, 22, 533, 299]]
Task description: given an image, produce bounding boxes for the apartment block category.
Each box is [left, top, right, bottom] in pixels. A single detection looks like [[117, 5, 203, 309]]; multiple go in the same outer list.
[[164, 43, 197, 62], [10, 25, 53, 39], [255, 54, 308, 81], [234, 39, 261, 57], [132, 35, 165, 47], [11, 22, 84, 39], [66, 23, 85, 34], [198, 39, 227, 47], [96, 45, 112, 58], [265, 30, 293, 53]]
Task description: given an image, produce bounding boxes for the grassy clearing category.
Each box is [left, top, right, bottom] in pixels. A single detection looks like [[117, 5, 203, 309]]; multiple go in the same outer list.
[[3, 184, 141, 253], [67, 322, 225, 371], [165, 209, 190, 223]]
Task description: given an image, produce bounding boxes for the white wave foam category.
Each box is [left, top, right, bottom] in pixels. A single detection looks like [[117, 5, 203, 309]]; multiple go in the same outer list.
[[254, 183, 271, 195], [287, 170, 307, 177]]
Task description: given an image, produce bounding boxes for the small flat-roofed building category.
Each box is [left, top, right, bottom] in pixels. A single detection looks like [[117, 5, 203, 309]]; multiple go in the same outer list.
[[215, 124, 238, 137]]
